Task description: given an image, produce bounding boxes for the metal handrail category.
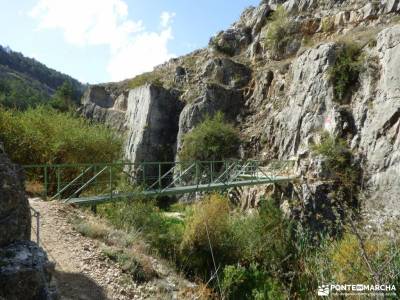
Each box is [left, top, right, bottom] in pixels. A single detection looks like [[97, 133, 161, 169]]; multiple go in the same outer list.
[[23, 159, 298, 202], [161, 162, 196, 192], [147, 165, 177, 190], [66, 166, 108, 201], [51, 166, 93, 200], [30, 206, 40, 246]]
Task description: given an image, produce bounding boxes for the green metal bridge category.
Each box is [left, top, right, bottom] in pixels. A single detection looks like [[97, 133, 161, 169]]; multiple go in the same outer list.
[[23, 160, 298, 206]]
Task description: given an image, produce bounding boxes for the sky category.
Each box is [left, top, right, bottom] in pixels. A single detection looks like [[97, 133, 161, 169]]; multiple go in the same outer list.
[[0, 0, 259, 84]]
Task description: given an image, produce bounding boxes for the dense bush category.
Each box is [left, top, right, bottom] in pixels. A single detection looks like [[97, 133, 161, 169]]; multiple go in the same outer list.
[[321, 17, 334, 33], [329, 42, 363, 102], [231, 200, 294, 266], [180, 194, 236, 277], [98, 191, 400, 299], [303, 232, 400, 298], [222, 264, 284, 300], [263, 6, 291, 58], [0, 106, 122, 165], [312, 132, 358, 189], [48, 81, 77, 112], [179, 112, 240, 161], [0, 77, 49, 110], [98, 198, 184, 259], [209, 34, 236, 56], [0, 76, 81, 111]]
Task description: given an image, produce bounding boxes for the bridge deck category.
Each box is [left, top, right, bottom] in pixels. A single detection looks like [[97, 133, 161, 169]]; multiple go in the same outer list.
[[66, 175, 298, 205]]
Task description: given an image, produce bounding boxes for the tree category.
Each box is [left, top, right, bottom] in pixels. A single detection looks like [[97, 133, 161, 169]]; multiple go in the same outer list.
[[179, 112, 240, 161], [49, 81, 76, 112]]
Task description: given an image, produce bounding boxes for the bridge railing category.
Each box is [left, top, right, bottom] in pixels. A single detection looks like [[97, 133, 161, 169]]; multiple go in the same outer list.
[[23, 159, 296, 200], [23, 162, 132, 200]]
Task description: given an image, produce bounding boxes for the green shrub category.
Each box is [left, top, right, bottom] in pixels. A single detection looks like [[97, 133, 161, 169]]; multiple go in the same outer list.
[[312, 132, 358, 189], [179, 195, 297, 291], [231, 200, 294, 269], [263, 6, 291, 57], [101, 246, 156, 282], [0, 76, 81, 111], [321, 17, 334, 33], [127, 72, 162, 89], [303, 232, 400, 298], [209, 35, 235, 56], [0, 106, 122, 165], [222, 263, 285, 300], [329, 42, 363, 102], [0, 77, 49, 110], [72, 218, 110, 239], [180, 194, 236, 277], [179, 112, 240, 161], [48, 81, 77, 112], [98, 198, 184, 259]]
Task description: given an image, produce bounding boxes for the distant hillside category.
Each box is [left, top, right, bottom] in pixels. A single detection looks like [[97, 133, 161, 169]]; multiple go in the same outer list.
[[0, 45, 84, 110]]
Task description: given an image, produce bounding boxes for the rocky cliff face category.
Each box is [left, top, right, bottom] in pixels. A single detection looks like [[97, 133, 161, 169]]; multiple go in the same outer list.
[[81, 84, 183, 176], [123, 85, 183, 169], [80, 0, 400, 229]]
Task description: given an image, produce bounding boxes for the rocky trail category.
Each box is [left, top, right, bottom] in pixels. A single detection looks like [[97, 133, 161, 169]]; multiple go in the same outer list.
[[29, 198, 195, 300]]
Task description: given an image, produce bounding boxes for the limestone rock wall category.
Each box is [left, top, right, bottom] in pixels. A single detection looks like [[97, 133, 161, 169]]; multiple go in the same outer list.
[[355, 25, 400, 218], [124, 85, 183, 166], [80, 84, 183, 171]]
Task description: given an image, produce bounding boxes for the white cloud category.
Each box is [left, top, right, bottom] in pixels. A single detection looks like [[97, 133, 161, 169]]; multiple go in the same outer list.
[[160, 11, 176, 28], [29, 0, 176, 81], [107, 27, 174, 82]]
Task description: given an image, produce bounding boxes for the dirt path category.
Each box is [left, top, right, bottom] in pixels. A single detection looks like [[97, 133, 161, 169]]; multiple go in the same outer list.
[[29, 198, 195, 300]]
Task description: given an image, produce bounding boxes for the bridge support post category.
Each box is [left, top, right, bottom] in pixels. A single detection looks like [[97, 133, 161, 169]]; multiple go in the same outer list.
[[44, 166, 48, 200], [158, 163, 162, 190], [56, 166, 61, 194], [142, 163, 146, 185], [109, 166, 113, 201], [94, 165, 97, 194], [210, 161, 213, 183], [195, 161, 199, 185]]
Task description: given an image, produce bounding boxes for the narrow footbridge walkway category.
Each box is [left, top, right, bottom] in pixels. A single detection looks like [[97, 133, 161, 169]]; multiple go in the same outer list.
[[23, 160, 298, 206]]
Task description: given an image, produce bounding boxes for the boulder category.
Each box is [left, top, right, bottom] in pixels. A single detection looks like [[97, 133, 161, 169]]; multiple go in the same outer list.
[[0, 148, 56, 299], [209, 27, 252, 56], [80, 85, 127, 131], [80, 101, 127, 131], [201, 58, 252, 89], [237, 3, 272, 36], [81, 85, 114, 108], [0, 241, 56, 300]]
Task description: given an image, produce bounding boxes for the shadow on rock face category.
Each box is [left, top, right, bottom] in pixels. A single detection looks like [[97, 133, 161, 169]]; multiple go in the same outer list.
[[53, 270, 107, 300]]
